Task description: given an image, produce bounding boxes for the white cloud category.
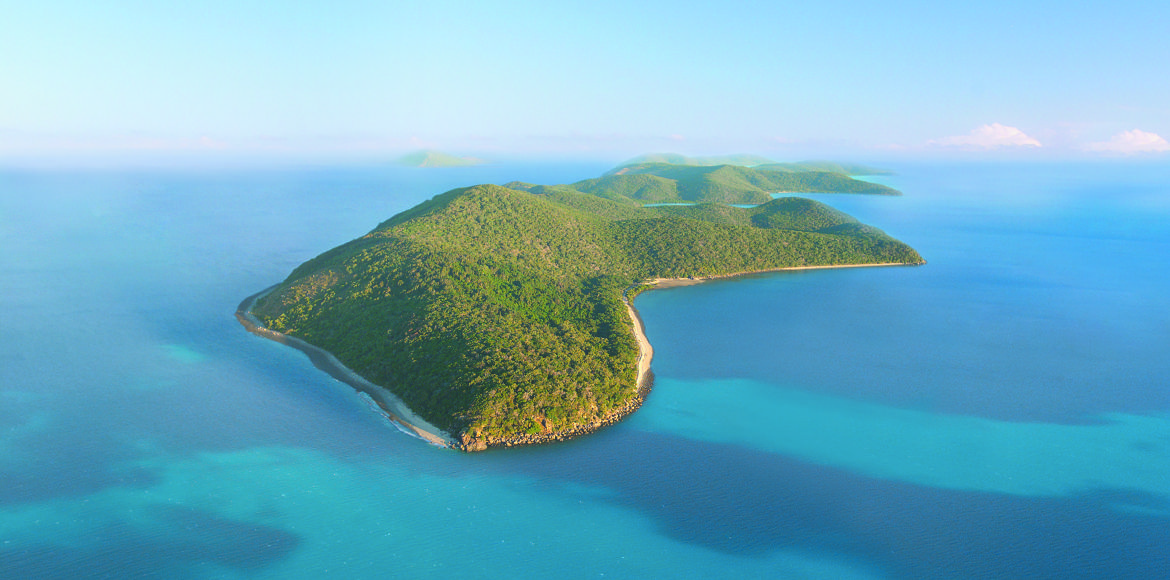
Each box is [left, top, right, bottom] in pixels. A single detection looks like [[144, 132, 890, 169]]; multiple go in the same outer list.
[[1084, 129, 1170, 154], [930, 123, 1042, 149]]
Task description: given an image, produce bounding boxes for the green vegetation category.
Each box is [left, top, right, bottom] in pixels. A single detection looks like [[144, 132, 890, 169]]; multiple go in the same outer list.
[[582, 162, 899, 203], [397, 150, 486, 167], [649, 197, 861, 231], [613, 152, 777, 169], [250, 168, 922, 450], [609, 154, 892, 176], [753, 161, 892, 176]]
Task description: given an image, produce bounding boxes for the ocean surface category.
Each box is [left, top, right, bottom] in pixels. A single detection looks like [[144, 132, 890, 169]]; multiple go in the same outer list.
[[2, 161, 1168, 579]]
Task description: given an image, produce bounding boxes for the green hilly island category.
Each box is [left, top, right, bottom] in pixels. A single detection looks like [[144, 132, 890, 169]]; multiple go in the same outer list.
[[615, 152, 779, 168], [397, 150, 486, 167], [611, 153, 892, 176], [591, 162, 900, 203], [247, 162, 923, 450]]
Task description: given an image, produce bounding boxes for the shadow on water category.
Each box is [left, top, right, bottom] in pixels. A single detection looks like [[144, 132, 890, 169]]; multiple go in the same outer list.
[[0, 506, 300, 580], [0, 462, 159, 508], [489, 428, 1170, 580], [0, 412, 161, 507]]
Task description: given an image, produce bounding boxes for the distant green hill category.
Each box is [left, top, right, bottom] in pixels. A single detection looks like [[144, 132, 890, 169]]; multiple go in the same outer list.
[[613, 153, 776, 169], [248, 170, 922, 451], [753, 161, 892, 176], [609, 154, 891, 176], [584, 162, 899, 203], [397, 150, 486, 167]]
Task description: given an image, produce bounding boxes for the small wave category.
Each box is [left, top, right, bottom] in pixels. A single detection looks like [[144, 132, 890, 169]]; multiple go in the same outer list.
[[356, 392, 427, 442]]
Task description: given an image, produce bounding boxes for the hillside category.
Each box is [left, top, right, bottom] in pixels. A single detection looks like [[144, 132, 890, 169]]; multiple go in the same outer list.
[[582, 162, 900, 203], [248, 174, 923, 451]]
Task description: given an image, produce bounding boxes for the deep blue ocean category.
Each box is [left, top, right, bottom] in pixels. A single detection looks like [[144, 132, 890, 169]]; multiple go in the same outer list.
[[2, 161, 1168, 579]]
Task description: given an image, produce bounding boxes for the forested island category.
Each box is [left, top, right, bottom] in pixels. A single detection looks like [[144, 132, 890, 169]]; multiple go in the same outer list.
[[397, 150, 486, 167], [243, 161, 923, 451], [577, 161, 900, 203]]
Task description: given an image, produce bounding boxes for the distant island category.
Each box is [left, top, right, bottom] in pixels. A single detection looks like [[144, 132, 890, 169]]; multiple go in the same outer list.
[[581, 162, 900, 204], [240, 160, 923, 451], [613, 153, 892, 176], [397, 150, 487, 167], [618, 153, 780, 168]]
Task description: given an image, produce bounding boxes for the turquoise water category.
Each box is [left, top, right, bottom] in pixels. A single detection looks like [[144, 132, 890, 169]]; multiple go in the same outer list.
[[2, 162, 1168, 578]]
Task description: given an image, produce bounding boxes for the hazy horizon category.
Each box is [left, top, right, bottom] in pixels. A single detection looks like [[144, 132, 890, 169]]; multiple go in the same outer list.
[[3, 0, 1168, 167]]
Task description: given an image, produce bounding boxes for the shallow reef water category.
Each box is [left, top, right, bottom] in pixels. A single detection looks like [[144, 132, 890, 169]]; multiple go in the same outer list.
[[1, 161, 1168, 578]]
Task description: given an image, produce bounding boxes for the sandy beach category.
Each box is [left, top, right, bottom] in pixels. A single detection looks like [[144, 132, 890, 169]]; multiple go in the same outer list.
[[236, 287, 456, 448], [645, 261, 918, 289], [622, 291, 654, 392]]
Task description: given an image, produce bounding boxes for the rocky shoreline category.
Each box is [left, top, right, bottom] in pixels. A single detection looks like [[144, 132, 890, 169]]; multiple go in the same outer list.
[[454, 372, 655, 451]]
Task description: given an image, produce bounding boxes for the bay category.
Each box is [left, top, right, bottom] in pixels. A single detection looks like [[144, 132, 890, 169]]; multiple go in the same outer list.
[[1, 161, 1167, 578]]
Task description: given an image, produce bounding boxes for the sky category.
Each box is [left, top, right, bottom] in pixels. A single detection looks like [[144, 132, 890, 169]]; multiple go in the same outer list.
[[2, 0, 1168, 164]]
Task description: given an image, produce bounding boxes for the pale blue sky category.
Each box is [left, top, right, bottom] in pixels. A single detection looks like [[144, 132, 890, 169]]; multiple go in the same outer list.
[[2, 0, 1168, 163]]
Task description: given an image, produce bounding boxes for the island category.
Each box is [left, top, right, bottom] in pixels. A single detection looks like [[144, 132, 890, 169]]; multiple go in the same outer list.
[[396, 150, 486, 167], [240, 161, 924, 451], [613, 153, 892, 177], [578, 161, 900, 204]]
